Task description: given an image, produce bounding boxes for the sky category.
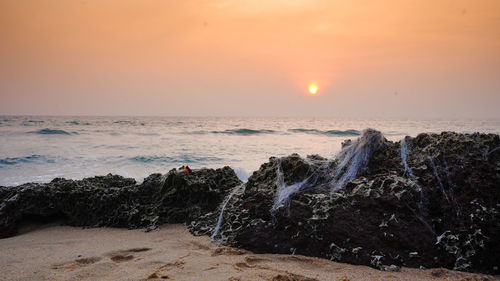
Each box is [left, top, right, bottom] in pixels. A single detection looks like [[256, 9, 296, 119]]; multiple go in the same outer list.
[[1, 0, 499, 118]]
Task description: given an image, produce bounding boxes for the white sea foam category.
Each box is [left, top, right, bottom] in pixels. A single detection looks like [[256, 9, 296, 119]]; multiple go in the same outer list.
[[231, 167, 249, 182]]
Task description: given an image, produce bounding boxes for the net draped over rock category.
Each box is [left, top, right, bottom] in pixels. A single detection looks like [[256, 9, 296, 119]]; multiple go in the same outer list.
[[189, 130, 500, 274]]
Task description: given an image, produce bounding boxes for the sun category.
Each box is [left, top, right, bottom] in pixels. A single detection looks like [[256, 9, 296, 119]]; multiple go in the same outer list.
[[308, 84, 318, 95]]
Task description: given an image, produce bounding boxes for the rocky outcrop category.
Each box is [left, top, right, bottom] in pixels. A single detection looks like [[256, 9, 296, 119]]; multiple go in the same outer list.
[[1, 129, 499, 274], [189, 130, 500, 274], [0, 167, 241, 238]]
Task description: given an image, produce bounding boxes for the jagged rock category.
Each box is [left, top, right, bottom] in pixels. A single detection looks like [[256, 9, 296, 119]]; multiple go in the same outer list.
[[1, 129, 499, 275], [0, 167, 241, 238], [188, 130, 500, 274]]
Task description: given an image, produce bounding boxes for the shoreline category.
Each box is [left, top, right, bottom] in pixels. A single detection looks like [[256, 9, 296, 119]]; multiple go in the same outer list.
[[0, 224, 496, 281]]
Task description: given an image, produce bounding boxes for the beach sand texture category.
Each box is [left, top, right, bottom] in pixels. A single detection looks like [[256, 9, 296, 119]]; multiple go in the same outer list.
[[0, 224, 495, 281]]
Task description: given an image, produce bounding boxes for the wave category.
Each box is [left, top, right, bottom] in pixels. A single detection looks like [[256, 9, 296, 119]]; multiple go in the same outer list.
[[66, 121, 91, 126], [22, 120, 44, 126], [112, 120, 145, 126], [129, 155, 225, 164], [231, 167, 249, 182], [212, 129, 276, 135], [130, 156, 174, 163], [28, 128, 74, 135], [134, 132, 160, 136], [0, 155, 53, 166], [185, 128, 358, 136], [0, 119, 14, 127], [288, 128, 360, 136]]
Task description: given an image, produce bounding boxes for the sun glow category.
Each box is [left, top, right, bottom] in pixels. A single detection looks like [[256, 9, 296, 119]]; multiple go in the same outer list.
[[308, 84, 318, 95]]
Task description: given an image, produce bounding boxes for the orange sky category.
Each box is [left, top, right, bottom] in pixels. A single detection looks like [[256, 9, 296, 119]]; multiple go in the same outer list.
[[1, 0, 499, 117]]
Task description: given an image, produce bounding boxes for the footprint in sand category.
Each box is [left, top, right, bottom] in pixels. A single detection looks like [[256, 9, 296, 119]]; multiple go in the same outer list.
[[231, 256, 319, 281], [269, 273, 318, 281], [147, 259, 186, 279], [126, 247, 152, 253], [75, 256, 102, 265], [106, 247, 152, 263], [51, 256, 102, 270], [147, 272, 170, 279], [110, 255, 134, 262]]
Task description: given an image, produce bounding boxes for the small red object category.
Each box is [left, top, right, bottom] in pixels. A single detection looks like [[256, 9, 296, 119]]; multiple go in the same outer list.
[[184, 166, 192, 174]]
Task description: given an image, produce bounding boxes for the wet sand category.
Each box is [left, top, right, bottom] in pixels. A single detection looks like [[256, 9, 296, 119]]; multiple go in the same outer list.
[[0, 224, 495, 281]]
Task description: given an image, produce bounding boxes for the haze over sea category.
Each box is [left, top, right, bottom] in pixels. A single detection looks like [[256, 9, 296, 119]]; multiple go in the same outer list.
[[1, 116, 499, 186]]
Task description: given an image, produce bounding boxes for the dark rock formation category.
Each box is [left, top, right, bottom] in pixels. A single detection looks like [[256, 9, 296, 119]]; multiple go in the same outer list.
[[1, 129, 499, 274], [189, 130, 500, 274], [0, 167, 241, 238]]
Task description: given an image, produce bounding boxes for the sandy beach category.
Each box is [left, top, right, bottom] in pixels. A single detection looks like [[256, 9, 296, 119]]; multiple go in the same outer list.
[[0, 224, 495, 281]]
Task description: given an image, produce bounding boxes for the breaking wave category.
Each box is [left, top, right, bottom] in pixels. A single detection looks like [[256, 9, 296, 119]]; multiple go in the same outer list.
[[288, 129, 360, 136], [231, 167, 249, 182]]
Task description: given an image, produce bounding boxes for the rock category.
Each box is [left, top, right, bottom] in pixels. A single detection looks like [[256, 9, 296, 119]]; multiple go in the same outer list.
[[388, 264, 400, 272], [0, 167, 241, 238], [189, 130, 500, 274], [1, 129, 499, 275]]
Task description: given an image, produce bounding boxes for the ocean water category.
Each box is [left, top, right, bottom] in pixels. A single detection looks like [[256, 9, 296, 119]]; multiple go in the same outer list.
[[0, 116, 499, 186]]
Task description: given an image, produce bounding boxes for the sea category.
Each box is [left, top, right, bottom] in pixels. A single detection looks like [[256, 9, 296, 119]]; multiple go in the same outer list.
[[1, 116, 499, 187]]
